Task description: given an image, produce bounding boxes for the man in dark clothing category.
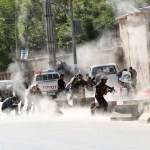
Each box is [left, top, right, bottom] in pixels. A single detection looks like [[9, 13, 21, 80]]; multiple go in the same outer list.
[[1, 96, 20, 115], [91, 75, 114, 115], [58, 74, 66, 92], [129, 67, 137, 79], [129, 66, 137, 93], [57, 74, 69, 106]]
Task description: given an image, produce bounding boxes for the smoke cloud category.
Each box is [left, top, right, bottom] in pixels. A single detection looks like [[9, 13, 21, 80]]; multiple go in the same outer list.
[[75, 31, 119, 74], [107, 0, 139, 17]]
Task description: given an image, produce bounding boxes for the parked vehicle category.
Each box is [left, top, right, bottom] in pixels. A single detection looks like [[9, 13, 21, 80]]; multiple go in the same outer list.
[[88, 63, 119, 87], [31, 69, 59, 98], [0, 80, 14, 102]]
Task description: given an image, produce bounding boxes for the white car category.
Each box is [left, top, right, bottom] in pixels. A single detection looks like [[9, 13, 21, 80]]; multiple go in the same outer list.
[[89, 63, 119, 87], [0, 80, 14, 101], [31, 69, 59, 97]]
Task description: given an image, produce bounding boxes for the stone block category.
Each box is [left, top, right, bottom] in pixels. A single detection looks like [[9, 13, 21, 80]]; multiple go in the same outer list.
[[139, 113, 150, 123], [111, 104, 140, 121], [139, 104, 150, 123]]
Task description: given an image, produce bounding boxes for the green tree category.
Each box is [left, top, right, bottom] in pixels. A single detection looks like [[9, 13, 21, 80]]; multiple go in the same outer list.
[[0, 0, 149, 71], [0, 0, 16, 71], [18, 0, 46, 51], [53, 0, 118, 50]]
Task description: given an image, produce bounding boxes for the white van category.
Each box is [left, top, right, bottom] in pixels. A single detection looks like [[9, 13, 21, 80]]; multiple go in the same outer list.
[[31, 69, 59, 97], [89, 63, 119, 87]]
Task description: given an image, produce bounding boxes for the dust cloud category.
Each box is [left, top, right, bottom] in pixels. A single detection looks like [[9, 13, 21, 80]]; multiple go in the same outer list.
[[107, 0, 139, 17]]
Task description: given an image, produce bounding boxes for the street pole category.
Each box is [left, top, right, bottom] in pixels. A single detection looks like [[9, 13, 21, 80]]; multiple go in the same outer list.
[[69, 0, 78, 75], [45, 0, 56, 69], [15, 0, 19, 61]]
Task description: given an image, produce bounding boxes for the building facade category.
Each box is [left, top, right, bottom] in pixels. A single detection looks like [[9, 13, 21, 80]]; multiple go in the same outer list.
[[118, 6, 150, 89]]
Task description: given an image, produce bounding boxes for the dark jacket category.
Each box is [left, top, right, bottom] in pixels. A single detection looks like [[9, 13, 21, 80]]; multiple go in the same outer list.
[[1, 97, 18, 111], [58, 78, 65, 91], [130, 69, 137, 79], [95, 82, 108, 96], [95, 82, 113, 96], [74, 79, 87, 88]]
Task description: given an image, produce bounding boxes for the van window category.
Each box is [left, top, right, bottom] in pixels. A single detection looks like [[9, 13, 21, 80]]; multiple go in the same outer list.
[[36, 73, 59, 81], [43, 75, 48, 80], [48, 74, 53, 80], [53, 74, 59, 79], [93, 65, 117, 76], [36, 75, 42, 81]]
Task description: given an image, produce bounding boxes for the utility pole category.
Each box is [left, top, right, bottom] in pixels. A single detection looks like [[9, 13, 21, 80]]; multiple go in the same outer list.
[[15, 0, 19, 61], [45, 0, 56, 69], [69, 0, 78, 75]]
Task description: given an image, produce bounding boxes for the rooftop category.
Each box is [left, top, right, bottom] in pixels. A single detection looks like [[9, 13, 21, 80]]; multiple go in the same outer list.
[[117, 5, 150, 20]]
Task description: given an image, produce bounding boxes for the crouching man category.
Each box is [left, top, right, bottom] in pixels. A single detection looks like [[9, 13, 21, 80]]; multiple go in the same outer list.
[[1, 96, 20, 115]]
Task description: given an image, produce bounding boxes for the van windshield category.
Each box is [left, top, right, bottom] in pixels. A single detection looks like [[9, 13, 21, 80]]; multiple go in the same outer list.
[[36, 74, 59, 81], [92, 65, 117, 76]]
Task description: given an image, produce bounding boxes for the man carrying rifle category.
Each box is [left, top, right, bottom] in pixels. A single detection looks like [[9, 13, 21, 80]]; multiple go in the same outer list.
[[91, 75, 114, 115]]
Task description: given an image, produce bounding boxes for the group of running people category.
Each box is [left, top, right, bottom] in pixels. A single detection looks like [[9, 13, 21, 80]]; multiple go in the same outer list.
[[0, 66, 137, 116]]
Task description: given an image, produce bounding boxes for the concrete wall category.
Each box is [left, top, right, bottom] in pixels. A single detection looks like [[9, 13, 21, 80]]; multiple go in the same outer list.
[[118, 9, 150, 89]]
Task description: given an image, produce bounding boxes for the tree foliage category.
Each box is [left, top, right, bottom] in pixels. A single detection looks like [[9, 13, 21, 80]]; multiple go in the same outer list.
[[53, 0, 118, 50], [18, 0, 46, 50], [0, 0, 15, 71], [0, 0, 149, 71]]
